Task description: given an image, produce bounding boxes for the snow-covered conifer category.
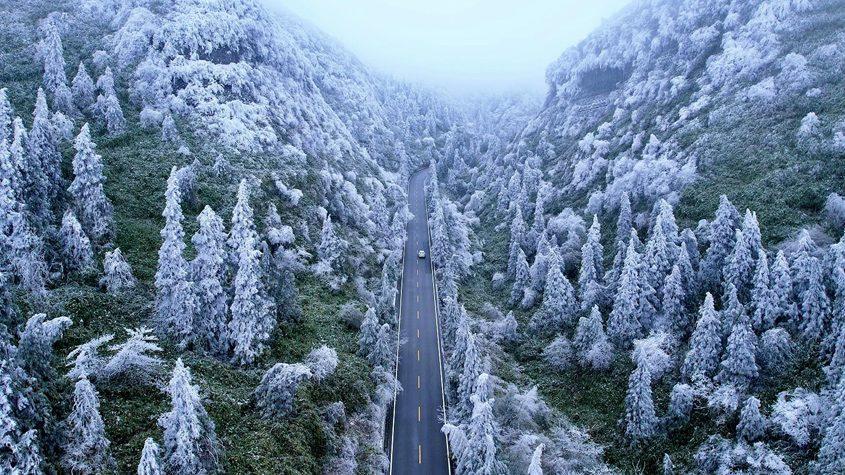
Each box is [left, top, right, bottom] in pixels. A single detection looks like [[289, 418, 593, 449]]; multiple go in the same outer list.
[[528, 443, 544, 475], [625, 364, 657, 442], [161, 114, 181, 145], [229, 227, 275, 365], [304, 345, 338, 382], [460, 395, 505, 475], [358, 307, 379, 358], [815, 372, 845, 473], [72, 63, 95, 112], [750, 250, 776, 332], [66, 334, 113, 381], [607, 192, 633, 289], [100, 93, 125, 136], [661, 264, 689, 336], [158, 360, 219, 475], [511, 248, 530, 305], [137, 438, 162, 475], [69, 123, 114, 244], [317, 214, 344, 271], [529, 233, 550, 292], [717, 320, 758, 389], [457, 332, 483, 416], [579, 216, 603, 310], [770, 250, 797, 328], [643, 221, 672, 305], [721, 284, 746, 338], [39, 18, 67, 94], [700, 195, 739, 291], [724, 229, 754, 301], [53, 82, 75, 116], [100, 248, 136, 293], [799, 263, 829, 344], [155, 167, 195, 348], [507, 207, 526, 279], [59, 211, 94, 273], [62, 377, 113, 474], [759, 328, 795, 376], [369, 323, 394, 369], [663, 454, 674, 475], [737, 396, 765, 442], [608, 236, 644, 347], [530, 251, 576, 333], [27, 89, 61, 220], [18, 313, 72, 380], [0, 163, 47, 293], [101, 327, 163, 386], [666, 383, 693, 429], [253, 362, 312, 420], [682, 294, 723, 381], [191, 207, 228, 355]]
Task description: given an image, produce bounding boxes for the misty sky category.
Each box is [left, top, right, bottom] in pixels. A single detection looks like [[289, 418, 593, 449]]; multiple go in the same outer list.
[[262, 0, 631, 94]]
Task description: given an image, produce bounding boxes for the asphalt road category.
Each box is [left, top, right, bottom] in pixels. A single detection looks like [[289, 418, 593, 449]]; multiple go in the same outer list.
[[389, 168, 451, 474]]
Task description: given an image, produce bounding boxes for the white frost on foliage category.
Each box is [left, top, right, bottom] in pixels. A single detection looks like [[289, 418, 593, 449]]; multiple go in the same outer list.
[[769, 388, 821, 447]]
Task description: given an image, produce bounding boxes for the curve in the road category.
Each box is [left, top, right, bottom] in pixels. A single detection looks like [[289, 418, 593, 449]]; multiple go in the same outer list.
[[389, 168, 451, 475]]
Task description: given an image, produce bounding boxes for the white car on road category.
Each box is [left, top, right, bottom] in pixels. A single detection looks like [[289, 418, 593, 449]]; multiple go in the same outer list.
[[418, 250, 426, 259]]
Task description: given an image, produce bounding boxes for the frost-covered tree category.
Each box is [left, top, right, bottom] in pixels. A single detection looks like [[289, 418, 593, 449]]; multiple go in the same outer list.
[[816, 371, 845, 474], [663, 454, 674, 475], [101, 327, 163, 386], [511, 248, 530, 305], [770, 251, 797, 327], [253, 362, 312, 420], [642, 221, 672, 306], [38, 18, 67, 94], [700, 195, 739, 291], [717, 320, 758, 389], [529, 233, 551, 292], [608, 237, 645, 347], [369, 323, 394, 369], [317, 214, 344, 271], [99, 248, 136, 293], [750, 250, 776, 332], [457, 332, 483, 417], [573, 306, 613, 370], [155, 167, 195, 348], [661, 264, 689, 336], [682, 294, 723, 381], [66, 334, 114, 381], [625, 364, 657, 442], [459, 395, 505, 475], [304, 345, 338, 382], [607, 192, 633, 289], [26, 89, 61, 225], [191, 207, 229, 355], [737, 396, 765, 443], [799, 263, 829, 344], [759, 328, 795, 376], [137, 438, 162, 475], [62, 377, 113, 474], [666, 383, 693, 429], [72, 63, 95, 112], [59, 211, 94, 273], [158, 360, 219, 475], [507, 208, 526, 279], [0, 164, 47, 293], [543, 335, 573, 372], [579, 216, 603, 310], [18, 313, 72, 380], [531, 251, 576, 333], [358, 307, 379, 358], [229, 227, 275, 365], [97, 92, 125, 136], [69, 123, 114, 243], [528, 443, 544, 475], [724, 229, 754, 301]]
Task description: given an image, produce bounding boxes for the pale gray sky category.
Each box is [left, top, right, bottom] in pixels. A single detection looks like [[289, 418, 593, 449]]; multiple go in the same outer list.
[[261, 0, 631, 94]]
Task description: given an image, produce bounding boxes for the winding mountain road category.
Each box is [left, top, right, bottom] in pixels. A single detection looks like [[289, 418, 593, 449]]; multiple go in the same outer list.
[[389, 168, 451, 474]]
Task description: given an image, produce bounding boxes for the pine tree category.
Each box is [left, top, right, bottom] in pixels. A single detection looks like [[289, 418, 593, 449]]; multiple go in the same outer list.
[[39, 18, 67, 94], [642, 220, 672, 306], [14, 429, 42, 475], [8, 118, 31, 206], [72, 63, 95, 112], [100, 248, 136, 293], [59, 210, 94, 273], [26, 89, 60, 224], [681, 228, 701, 271], [531, 251, 577, 333], [724, 229, 754, 301], [457, 332, 483, 417], [799, 263, 829, 344], [573, 305, 611, 367], [137, 438, 163, 475], [253, 362, 312, 420], [579, 215, 603, 310], [717, 321, 758, 389], [101, 327, 163, 386], [815, 371, 845, 474], [358, 307, 379, 358], [317, 214, 343, 270], [825, 268, 845, 360], [155, 167, 195, 348], [191, 207, 229, 355], [369, 323, 394, 369], [661, 264, 689, 336], [607, 192, 633, 290], [100, 93, 125, 136], [511, 248, 530, 305], [62, 377, 114, 474], [663, 454, 674, 475], [0, 170, 47, 293], [69, 123, 114, 244], [682, 294, 723, 381], [530, 233, 551, 292], [66, 334, 113, 381], [770, 250, 797, 328], [608, 236, 644, 347], [460, 395, 505, 475], [229, 229, 275, 365], [750, 250, 776, 332], [18, 313, 72, 381], [700, 195, 739, 292], [527, 443, 544, 475], [666, 383, 693, 429], [0, 88, 11, 145], [737, 396, 765, 442], [507, 207, 526, 279], [625, 364, 657, 442], [721, 284, 746, 338], [158, 360, 219, 475]]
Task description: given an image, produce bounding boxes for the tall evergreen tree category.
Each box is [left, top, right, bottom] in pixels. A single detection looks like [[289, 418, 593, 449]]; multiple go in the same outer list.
[[59, 210, 94, 273], [682, 294, 723, 381], [814, 370, 845, 473], [72, 63, 95, 112], [100, 248, 136, 294], [158, 360, 219, 475], [191, 207, 228, 356], [26, 89, 61, 224], [700, 195, 739, 292], [717, 321, 758, 389], [724, 229, 755, 302], [750, 250, 776, 332], [137, 438, 163, 475], [0, 165, 47, 293], [507, 207, 526, 279], [511, 248, 530, 305], [579, 216, 603, 310], [737, 396, 765, 442], [69, 124, 114, 243], [460, 395, 505, 475], [155, 167, 195, 348], [530, 233, 551, 292], [770, 250, 797, 327], [642, 222, 672, 307], [457, 332, 483, 417], [62, 377, 114, 474], [229, 232, 275, 366], [38, 18, 67, 93], [625, 364, 657, 442], [531, 251, 577, 333], [661, 264, 690, 337], [527, 443, 544, 475], [799, 263, 829, 344], [317, 214, 343, 271], [358, 307, 379, 358], [608, 234, 644, 347], [607, 192, 632, 290]]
